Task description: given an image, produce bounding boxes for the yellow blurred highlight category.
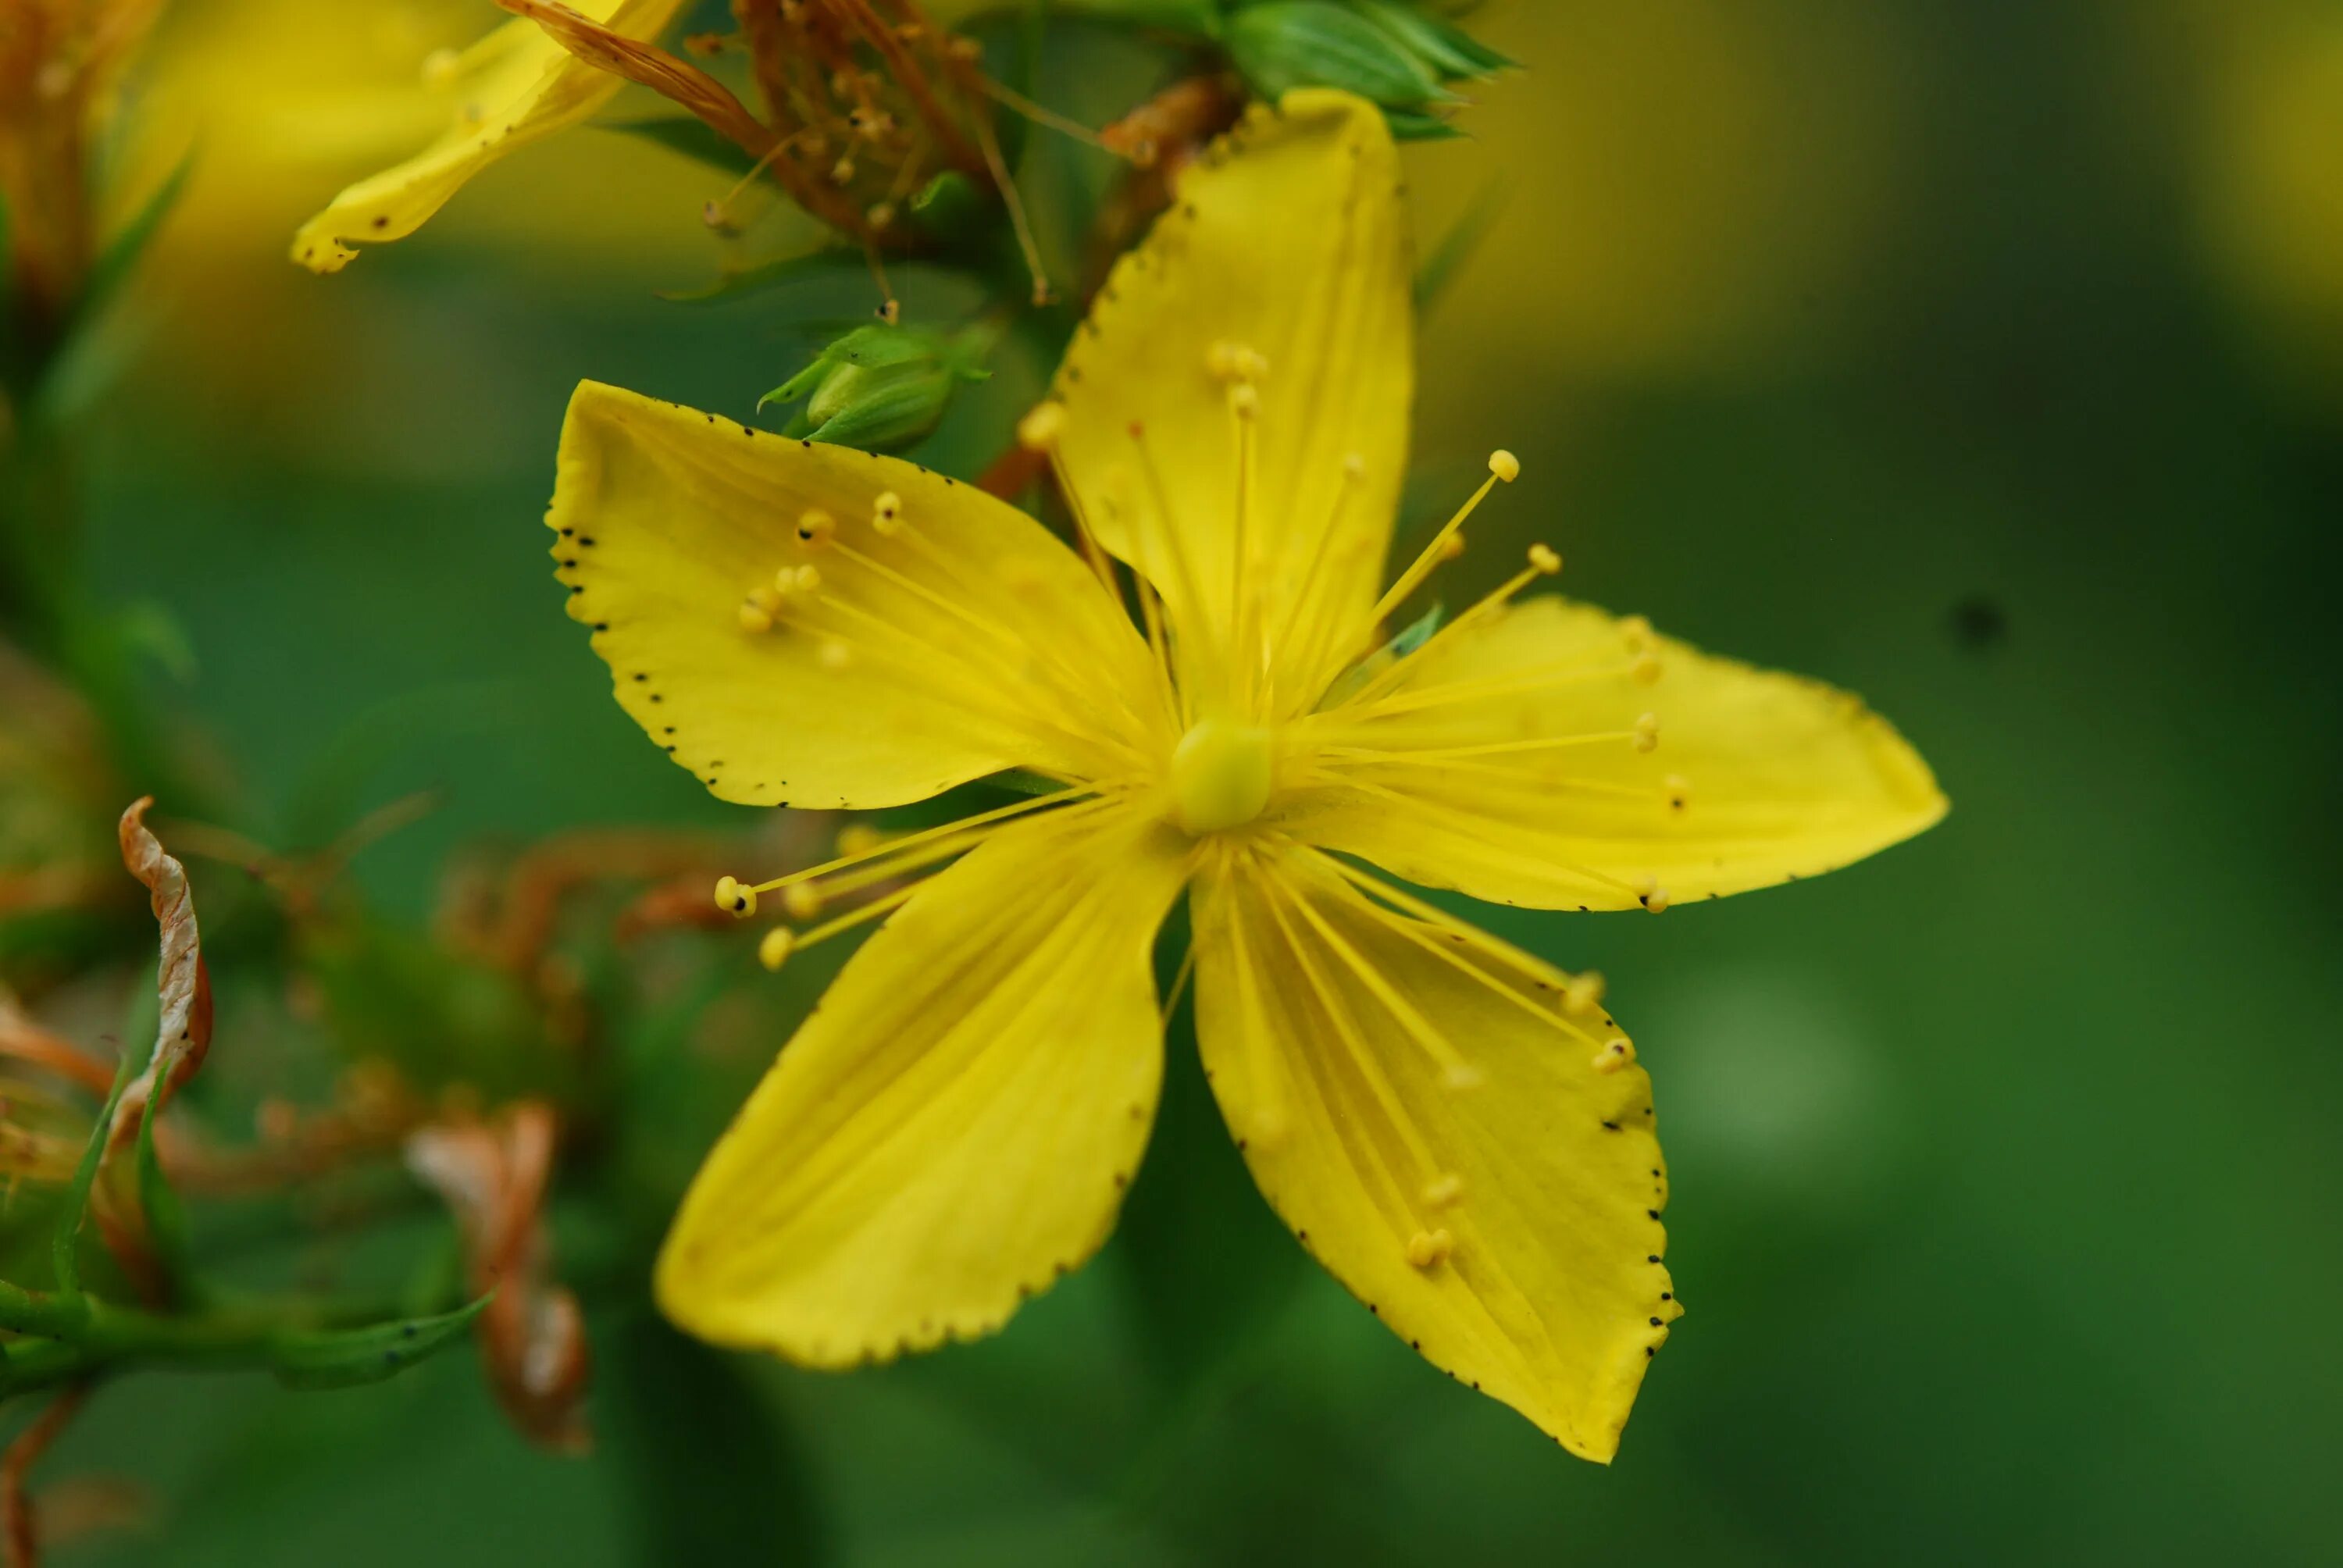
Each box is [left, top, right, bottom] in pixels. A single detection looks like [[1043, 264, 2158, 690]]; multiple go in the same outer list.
[[1416, 1, 1914, 404]]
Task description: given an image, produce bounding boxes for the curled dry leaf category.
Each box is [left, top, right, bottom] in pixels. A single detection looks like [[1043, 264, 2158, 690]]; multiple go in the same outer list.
[[405, 1102, 592, 1452], [106, 799, 211, 1153]]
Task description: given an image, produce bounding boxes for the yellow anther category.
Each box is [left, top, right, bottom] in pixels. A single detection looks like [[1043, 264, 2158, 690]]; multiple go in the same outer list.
[[782, 882, 823, 920], [875, 298, 900, 326], [1438, 532, 1467, 562], [1664, 774, 1691, 811], [1632, 712, 1660, 754], [796, 509, 836, 547], [757, 927, 796, 971], [866, 201, 897, 230], [1619, 615, 1655, 652], [1488, 450, 1521, 483], [1639, 880, 1671, 914], [1018, 401, 1068, 451], [1405, 1228, 1455, 1270], [836, 823, 883, 857], [1562, 971, 1607, 1014], [818, 639, 852, 672], [772, 567, 799, 599], [1229, 382, 1259, 419], [1631, 651, 1664, 686], [714, 876, 757, 919], [871, 492, 903, 536], [738, 601, 775, 634], [1528, 543, 1562, 575], [1421, 1172, 1466, 1210], [1592, 1036, 1637, 1073], [829, 155, 856, 184], [793, 564, 822, 593], [1207, 340, 1241, 380]]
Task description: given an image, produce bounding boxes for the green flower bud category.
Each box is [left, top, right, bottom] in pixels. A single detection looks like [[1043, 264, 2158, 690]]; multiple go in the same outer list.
[[759, 324, 992, 454]]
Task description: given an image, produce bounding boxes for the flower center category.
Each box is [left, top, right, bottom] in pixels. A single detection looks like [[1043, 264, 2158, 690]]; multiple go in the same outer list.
[[1168, 718, 1274, 836]]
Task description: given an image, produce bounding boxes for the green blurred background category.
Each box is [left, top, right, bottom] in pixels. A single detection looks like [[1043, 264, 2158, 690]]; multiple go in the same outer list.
[[36, 0, 2343, 1561]]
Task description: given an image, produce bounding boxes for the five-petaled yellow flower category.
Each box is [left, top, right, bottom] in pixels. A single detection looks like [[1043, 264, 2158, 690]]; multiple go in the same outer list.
[[544, 91, 1943, 1459]]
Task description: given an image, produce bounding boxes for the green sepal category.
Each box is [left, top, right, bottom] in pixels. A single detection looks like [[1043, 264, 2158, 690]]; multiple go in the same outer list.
[[269, 1294, 490, 1392], [759, 324, 993, 453], [1353, 0, 1517, 79], [1226, 2, 1452, 110], [1319, 601, 1444, 707], [1383, 108, 1467, 141]]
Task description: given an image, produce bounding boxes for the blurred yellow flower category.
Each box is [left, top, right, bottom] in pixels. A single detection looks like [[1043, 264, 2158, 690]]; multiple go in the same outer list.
[[291, 0, 685, 273], [1422, 0, 1913, 390], [543, 92, 1942, 1458], [2185, 2, 2343, 398]]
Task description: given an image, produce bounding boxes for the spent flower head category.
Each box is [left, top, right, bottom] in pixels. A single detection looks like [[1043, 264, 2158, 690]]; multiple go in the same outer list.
[[543, 91, 1942, 1458]]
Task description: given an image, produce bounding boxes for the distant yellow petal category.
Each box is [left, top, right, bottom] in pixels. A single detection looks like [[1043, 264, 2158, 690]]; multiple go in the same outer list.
[[290, 0, 685, 273], [1051, 91, 1412, 687], [1285, 597, 1945, 910], [1191, 843, 1678, 1460], [656, 809, 1190, 1363], [550, 381, 1165, 809]]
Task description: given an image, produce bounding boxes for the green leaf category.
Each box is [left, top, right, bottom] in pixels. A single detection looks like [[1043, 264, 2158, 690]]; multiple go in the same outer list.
[[1414, 174, 1509, 308], [269, 1295, 489, 1392], [52, 1024, 143, 1298], [133, 1085, 193, 1300], [596, 115, 761, 178], [604, 1310, 834, 1565], [657, 248, 865, 305], [71, 149, 194, 334]]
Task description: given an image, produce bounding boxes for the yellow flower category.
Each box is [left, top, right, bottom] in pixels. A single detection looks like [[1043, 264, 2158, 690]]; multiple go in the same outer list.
[[544, 91, 1944, 1459], [291, 0, 687, 273]]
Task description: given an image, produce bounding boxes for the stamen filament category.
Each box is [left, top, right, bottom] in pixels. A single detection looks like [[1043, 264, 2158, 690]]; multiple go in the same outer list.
[[1264, 862, 1484, 1089], [742, 781, 1110, 896]]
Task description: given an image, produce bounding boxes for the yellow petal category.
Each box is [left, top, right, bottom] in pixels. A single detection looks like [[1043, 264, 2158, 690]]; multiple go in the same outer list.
[[1284, 597, 1946, 910], [290, 0, 685, 273], [1051, 91, 1412, 691], [1191, 843, 1678, 1460], [551, 381, 1166, 809], [656, 808, 1190, 1363]]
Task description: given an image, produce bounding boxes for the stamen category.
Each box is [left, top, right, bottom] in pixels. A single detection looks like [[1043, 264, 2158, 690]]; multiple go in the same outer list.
[[1592, 1037, 1636, 1073], [1356, 450, 1517, 638], [871, 490, 903, 535], [1405, 1228, 1455, 1270], [1321, 857, 1622, 1049], [758, 927, 796, 971], [714, 875, 757, 918], [1323, 542, 1566, 712], [736, 781, 1115, 899], [1633, 713, 1660, 753], [1421, 1171, 1466, 1210], [796, 508, 837, 547], [1268, 872, 1485, 1091]]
